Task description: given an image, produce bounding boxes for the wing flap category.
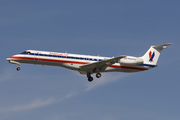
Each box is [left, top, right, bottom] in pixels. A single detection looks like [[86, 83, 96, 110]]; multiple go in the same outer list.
[[80, 56, 126, 71]]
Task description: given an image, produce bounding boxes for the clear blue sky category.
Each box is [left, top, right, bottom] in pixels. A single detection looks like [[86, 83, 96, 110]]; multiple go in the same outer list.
[[1, 1, 180, 120]]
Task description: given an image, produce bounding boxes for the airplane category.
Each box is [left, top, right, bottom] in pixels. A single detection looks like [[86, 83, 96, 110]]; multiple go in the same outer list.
[[6, 43, 172, 82]]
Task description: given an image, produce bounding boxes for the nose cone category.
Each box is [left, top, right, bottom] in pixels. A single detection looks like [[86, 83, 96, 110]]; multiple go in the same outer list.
[[6, 56, 13, 61]]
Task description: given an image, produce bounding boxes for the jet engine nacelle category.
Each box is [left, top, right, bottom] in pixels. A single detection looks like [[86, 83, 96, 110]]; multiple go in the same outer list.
[[119, 56, 144, 66]]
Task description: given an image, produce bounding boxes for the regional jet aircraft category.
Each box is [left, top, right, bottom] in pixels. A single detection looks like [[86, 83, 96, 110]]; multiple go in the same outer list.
[[6, 43, 172, 82]]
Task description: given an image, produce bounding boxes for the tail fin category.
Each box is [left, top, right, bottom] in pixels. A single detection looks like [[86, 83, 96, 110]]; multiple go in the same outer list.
[[141, 43, 172, 65]]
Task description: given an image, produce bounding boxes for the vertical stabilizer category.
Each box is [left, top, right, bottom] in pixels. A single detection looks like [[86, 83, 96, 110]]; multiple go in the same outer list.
[[141, 43, 172, 65]]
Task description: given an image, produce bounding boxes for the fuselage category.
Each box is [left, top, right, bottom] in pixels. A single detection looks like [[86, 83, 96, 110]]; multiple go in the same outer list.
[[6, 50, 151, 74]]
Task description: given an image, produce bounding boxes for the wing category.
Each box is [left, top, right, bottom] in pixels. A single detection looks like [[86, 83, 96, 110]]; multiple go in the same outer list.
[[79, 56, 126, 73]]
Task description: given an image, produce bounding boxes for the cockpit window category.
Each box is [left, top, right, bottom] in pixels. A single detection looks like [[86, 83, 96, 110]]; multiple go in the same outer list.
[[27, 51, 31, 54], [21, 51, 31, 54], [21, 51, 27, 54]]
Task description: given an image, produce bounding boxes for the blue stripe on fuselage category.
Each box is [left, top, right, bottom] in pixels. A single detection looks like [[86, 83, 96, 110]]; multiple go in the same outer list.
[[141, 64, 156, 67]]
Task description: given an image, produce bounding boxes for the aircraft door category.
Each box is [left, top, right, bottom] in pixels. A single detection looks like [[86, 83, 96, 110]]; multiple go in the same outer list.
[[34, 52, 39, 61]]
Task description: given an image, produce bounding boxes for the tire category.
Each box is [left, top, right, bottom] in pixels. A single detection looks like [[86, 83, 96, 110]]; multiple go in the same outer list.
[[17, 67, 20, 71], [88, 77, 93, 82], [96, 73, 101, 78]]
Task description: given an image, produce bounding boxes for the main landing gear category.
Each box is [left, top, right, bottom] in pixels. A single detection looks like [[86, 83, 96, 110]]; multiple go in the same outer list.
[[87, 73, 102, 82], [87, 73, 93, 82]]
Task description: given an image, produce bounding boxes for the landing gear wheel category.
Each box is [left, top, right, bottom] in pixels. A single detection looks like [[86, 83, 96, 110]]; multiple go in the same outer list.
[[17, 67, 20, 71], [88, 77, 93, 82], [96, 73, 101, 78]]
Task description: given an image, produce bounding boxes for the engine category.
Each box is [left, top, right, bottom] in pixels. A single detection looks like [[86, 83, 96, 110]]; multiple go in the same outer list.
[[119, 56, 144, 66]]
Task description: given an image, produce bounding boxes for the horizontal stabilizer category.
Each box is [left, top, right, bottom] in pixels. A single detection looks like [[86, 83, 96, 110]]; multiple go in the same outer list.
[[153, 43, 172, 50]]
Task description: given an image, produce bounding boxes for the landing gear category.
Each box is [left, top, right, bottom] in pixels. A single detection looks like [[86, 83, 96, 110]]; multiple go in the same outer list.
[[96, 73, 101, 78], [88, 77, 93, 82], [87, 72, 102, 82], [17, 67, 20, 71], [87, 73, 93, 82]]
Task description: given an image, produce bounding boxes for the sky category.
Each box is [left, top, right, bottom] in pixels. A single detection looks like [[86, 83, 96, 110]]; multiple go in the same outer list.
[[0, 0, 180, 120]]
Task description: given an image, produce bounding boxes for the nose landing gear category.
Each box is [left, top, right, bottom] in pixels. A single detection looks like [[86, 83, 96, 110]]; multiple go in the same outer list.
[[9, 61, 20, 71]]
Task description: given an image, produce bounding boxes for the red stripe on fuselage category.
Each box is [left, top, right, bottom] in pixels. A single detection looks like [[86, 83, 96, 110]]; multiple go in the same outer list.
[[8, 56, 88, 65], [110, 65, 147, 71], [8, 56, 148, 71]]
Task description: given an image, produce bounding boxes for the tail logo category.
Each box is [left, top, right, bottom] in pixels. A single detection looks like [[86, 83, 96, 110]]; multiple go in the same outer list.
[[149, 51, 155, 62]]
